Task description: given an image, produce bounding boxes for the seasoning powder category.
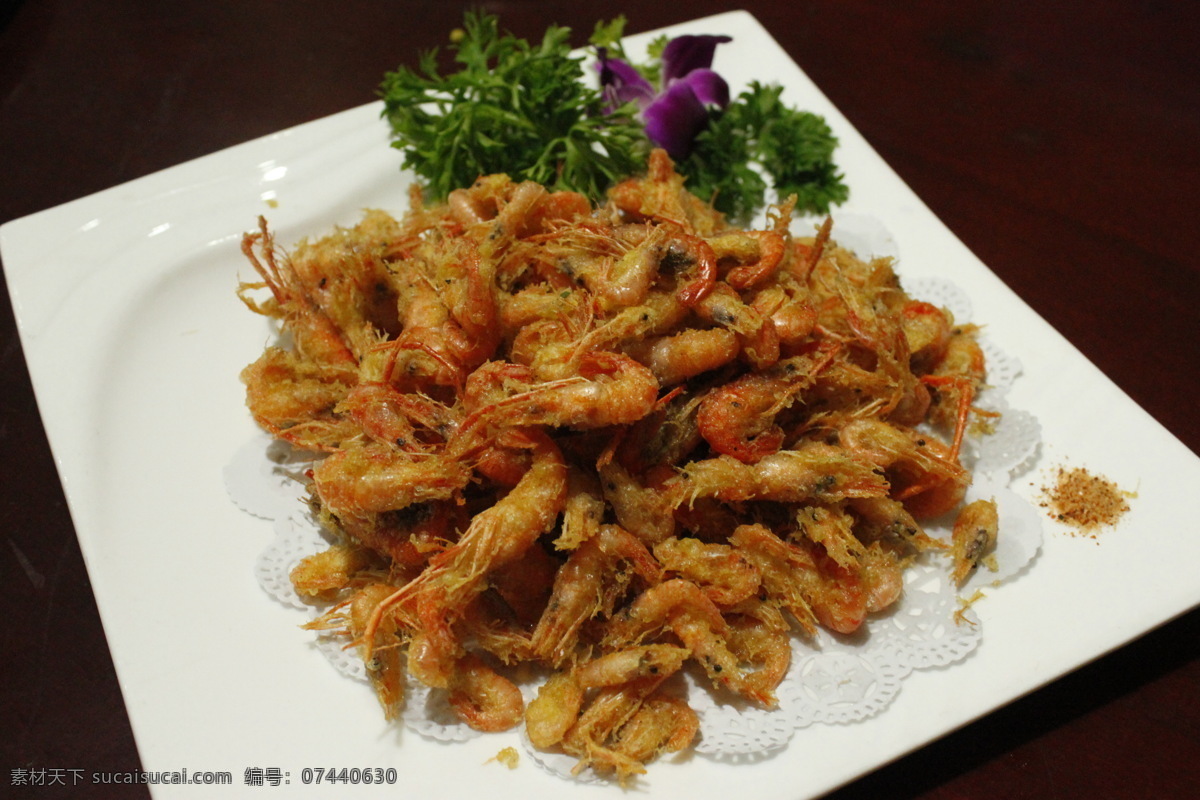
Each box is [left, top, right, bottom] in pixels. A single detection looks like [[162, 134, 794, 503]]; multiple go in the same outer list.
[[1039, 466, 1131, 537]]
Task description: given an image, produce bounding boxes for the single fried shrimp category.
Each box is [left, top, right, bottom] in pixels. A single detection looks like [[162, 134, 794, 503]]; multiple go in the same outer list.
[[668, 441, 891, 507], [923, 325, 987, 459], [653, 537, 761, 607], [525, 671, 585, 749], [696, 347, 840, 463], [290, 543, 375, 598], [349, 584, 407, 719], [575, 644, 690, 688], [667, 229, 719, 307], [599, 459, 676, 546], [624, 327, 740, 386], [901, 300, 953, 374], [750, 284, 817, 350], [336, 382, 457, 449], [240, 347, 359, 452], [951, 498, 999, 585], [385, 237, 501, 391], [837, 417, 971, 518], [306, 583, 406, 718], [447, 653, 524, 732], [693, 282, 780, 369], [565, 222, 672, 312], [310, 442, 472, 519], [411, 429, 567, 600], [458, 351, 659, 441], [710, 229, 786, 290], [726, 610, 792, 704], [238, 215, 358, 367]]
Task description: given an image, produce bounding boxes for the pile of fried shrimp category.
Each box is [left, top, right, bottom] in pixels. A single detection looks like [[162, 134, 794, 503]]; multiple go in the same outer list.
[[238, 149, 999, 779]]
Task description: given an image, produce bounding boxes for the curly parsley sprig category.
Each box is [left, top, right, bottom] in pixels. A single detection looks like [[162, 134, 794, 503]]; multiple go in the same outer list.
[[378, 12, 848, 221], [680, 82, 850, 221], [378, 11, 649, 202]]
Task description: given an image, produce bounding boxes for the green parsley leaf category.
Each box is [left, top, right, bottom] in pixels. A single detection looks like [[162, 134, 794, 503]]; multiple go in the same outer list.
[[680, 82, 848, 222], [589, 16, 628, 51], [379, 11, 650, 203]]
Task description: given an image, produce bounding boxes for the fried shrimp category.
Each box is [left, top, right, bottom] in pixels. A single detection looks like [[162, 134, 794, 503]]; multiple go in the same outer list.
[[837, 417, 970, 518], [310, 443, 472, 519], [446, 653, 525, 732], [575, 644, 691, 688], [530, 524, 660, 666], [239, 150, 996, 778], [667, 442, 892, 506], [951, 498, 999, 585], [696, 346, 840, 463]]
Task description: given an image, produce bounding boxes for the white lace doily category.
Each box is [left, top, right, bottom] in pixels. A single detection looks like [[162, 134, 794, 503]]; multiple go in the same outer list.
[[224, 230, 1044, 779]]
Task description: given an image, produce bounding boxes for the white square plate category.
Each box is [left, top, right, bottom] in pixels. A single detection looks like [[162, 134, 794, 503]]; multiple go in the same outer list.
[[4, 10, 1198, 799]]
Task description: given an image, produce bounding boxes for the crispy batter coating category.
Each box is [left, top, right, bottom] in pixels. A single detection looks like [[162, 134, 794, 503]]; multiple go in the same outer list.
[[241, 149, 992, 777]]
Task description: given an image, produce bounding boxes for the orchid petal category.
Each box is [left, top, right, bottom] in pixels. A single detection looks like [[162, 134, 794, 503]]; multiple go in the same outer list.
[[677, 68, 730, 109], [643, 81, 711, 159], [661, 34, 732, 84], [595, 52, 655, 110]]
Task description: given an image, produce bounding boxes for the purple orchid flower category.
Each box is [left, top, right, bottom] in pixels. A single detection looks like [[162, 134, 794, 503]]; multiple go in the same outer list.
[[598, 34, 732, 159]]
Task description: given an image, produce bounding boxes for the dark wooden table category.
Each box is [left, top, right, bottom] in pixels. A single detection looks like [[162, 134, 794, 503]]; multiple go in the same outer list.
[[3, 1, 1197, 797]]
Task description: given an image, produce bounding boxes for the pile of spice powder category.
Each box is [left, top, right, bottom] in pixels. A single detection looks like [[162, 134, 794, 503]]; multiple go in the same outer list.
[[1039, 465, 1131, 537]]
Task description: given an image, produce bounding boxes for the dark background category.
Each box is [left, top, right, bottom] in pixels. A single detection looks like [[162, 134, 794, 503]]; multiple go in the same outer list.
[[2, 1, 1198, 797]]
